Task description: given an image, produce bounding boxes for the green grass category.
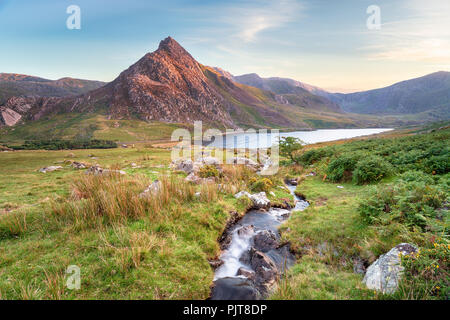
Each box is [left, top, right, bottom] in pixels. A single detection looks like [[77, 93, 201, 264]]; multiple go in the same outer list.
[[271, 127, 449, 300], [0, 114, 193, 144], [0, 126, 447, 300], [0, 145, 295, 299]]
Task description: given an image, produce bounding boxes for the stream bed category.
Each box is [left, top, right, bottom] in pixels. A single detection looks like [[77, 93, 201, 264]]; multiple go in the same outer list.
[[210, 184, 309, 300]]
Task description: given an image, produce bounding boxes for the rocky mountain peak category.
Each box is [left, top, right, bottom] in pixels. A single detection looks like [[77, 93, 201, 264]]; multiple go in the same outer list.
[[156, 36, 193, 59]]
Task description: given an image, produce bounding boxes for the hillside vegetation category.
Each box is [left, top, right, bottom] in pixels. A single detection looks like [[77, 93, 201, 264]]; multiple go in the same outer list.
[[273, 126, 449, 299], [0, 125, 447, 300]]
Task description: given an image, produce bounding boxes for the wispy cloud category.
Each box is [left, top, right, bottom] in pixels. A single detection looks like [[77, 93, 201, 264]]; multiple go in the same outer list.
[[220, 0, 303, 43], [363, 0, 450, 63]]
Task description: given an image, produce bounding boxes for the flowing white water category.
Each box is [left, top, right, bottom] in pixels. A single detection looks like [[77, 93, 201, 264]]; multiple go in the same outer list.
[[213, 187, 309, 282], [214, 226, 256, 280]]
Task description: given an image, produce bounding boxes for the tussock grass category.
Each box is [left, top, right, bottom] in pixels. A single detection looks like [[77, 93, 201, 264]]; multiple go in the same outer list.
[[50, 173, 196, 229]]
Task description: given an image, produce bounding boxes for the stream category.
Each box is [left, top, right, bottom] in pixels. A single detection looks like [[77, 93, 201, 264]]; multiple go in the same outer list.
[[210, 184, 309, 300]]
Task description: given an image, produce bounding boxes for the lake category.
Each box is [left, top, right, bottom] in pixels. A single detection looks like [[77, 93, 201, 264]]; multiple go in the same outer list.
[[206, 128, 393, 149]]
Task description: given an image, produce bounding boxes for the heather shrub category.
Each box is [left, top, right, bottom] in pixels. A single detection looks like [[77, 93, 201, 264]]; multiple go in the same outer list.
[[250, 178, 273, 193], [396, 240, 449, 300], [198, 165, 220, 178]]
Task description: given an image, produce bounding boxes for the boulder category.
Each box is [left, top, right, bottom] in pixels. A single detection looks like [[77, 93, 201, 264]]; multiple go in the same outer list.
[[39, 166, 63, 173], [210, 277, 261, 300], [234, 191, 251, 199], [284, 178, 298, 186], [85, 165, 126, 176], [171, 157, 222, 175], [71, 161, 87, 169], [228, 157, 260, 170], [363, 243, 417, 294], [185, 172, 201, 184], [199, 156, 220, 166], [171, 159, 194, 174], [253, 230, 278, 252], [250, 192, 270, 209], [237, 268, 256, 281], [250, 248, 279, 289], [139, 180, 161, 198], [236, 225, 255, 237], [234, 191, 270, 209], [208, 259, 224, 269]]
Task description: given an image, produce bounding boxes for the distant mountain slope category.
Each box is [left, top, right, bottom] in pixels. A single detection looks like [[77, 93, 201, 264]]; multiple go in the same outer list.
[[330, 71, 450, 116], [1, 37, 357, 133], [233, 73, 342, 113], [0, 73, 106, 104]]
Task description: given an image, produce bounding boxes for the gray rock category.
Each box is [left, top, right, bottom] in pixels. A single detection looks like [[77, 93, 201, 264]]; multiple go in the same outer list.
[[250, 248, 279, 288], [237, 268, 256, 281], [171, 159, 194, 174], [210, 277, 261, 300], [228, 157, 260, 170], [237, 225, 254, 237], [71, 161, 87, 169], [285, 178, 298, 186], [253, 230, 277, 252], [208, 259, 223, 269], [363, 243, 417, 294], [85, 165, 126, 176], [250, 192, 270, 209], [39, 166, 63, 173], [234, 191, 270, 209], [185, 172, 201, 184], [139, 180, 161, 198], [234, 191, 251, 199], [198, 156, 220, 166]]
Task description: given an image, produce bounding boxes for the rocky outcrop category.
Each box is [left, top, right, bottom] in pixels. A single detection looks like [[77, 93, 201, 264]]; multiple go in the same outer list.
[[0, 107, 22, 126], [250, 248, 279, 292], [363, 243, 418, 294], [228, 157, 260, 171], [71, 161, 87, 169], [234, 191, 270, 209], [101, 37, 234, 127], [253, 230, 278, 252]]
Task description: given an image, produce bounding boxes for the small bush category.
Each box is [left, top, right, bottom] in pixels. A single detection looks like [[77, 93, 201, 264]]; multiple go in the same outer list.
[[296, 148, 334, 165], [396, 240, 449, 300], [250, 178, 273, 193], [352, 156, 392, 185], [326, 154, 360, 182], [198, 165, 220, 178]]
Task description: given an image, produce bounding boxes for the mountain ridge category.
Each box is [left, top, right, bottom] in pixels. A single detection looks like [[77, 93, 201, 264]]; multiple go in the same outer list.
[[0, 37, 356, 131], [0, 73, 106, 105], [326, 71, 450, 116]]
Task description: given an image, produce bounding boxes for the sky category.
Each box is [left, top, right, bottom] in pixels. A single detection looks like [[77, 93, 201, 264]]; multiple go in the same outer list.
[[0, 0, 449, 92]]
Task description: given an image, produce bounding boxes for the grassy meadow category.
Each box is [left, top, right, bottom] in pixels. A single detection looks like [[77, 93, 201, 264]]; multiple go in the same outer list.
[[0, 124, 448, 300]]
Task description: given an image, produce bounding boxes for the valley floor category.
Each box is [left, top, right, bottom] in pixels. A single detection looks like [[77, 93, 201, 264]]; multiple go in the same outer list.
[[0, 126, 448, 300]]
